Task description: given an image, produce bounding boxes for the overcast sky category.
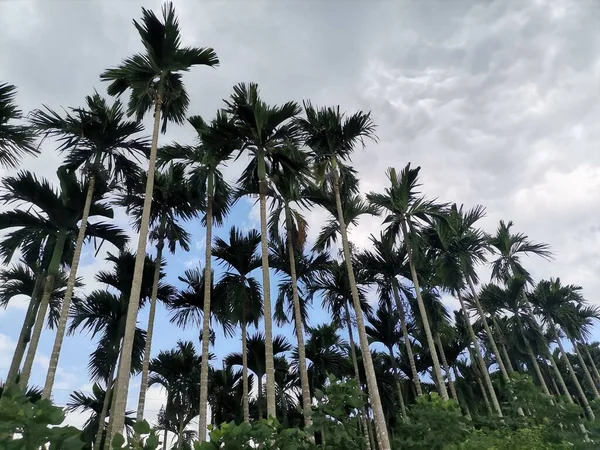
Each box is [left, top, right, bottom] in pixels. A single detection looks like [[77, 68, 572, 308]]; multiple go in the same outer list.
[[1, 0, 599, 432]]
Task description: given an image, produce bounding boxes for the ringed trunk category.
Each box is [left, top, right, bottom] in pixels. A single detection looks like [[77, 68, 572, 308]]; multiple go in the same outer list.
[[572, 340, 600, 399], [109, 80, 164, 442], [94, 360, 118, 450], [4, 274, 43, 390], [19, 230, 67, 388], [387, 346, 407, 419], [467, 278, 510, 383], [582, 344, 600, 388], [435, 333, 458, 402], [392, 284, 422, 395], [198, 175, 215, 437], [257, 152, 276, 419], [242, 315, 250, 422], [135, 234, 165, 425], [43, 166, 99, 398], [458, 293, 502, 416], [285, 204, 313, 429], [332, 162, 390, 450], [548, 353, 573, 403], [401, 221, 448, 401]]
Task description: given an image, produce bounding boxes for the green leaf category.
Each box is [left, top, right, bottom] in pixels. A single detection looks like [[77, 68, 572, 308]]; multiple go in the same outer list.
[[111, 433, 125, 449], [133, 419, 151, 435]]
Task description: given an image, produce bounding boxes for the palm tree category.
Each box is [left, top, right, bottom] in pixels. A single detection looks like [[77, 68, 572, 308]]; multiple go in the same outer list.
[[225, 332, 291, 420], [116, 163, 195, 424], [0, 169, 127, 390], [0, 261, 80, 392], [149, 341, 206, 450], [365, 305, 408, 418], [423, 204, 504, 415], [296, 100, 391, 449], [69, 249, 174, 448], [159, 111, 238, 435], [367, 164, 449, 402], [0, 82, 38, 168], [100, 2, 218, 436], [224, 82, 301, 418], [357, 232, 423, 396], [30, 92, 149, 399], [212, 226, 263, 422], [488, 220, 552, 285], [529, 279, 598, 418], [66, 384, 136, 449], [208, 364, 249, 426]]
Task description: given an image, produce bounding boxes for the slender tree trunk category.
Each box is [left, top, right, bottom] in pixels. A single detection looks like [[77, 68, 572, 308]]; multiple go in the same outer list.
[[285, 205, 312, 429], [241, 319, 250, 422], [458, 293, 502, 416], [109, 81, 164, 442], [572, 341, 600, 399], [548, 318, 594, 419], [4, 274, 43, 390], [467, 279, 510, 383], [387, 346, 407, 419], [332, 164, 390, 450], [136, 235, 165, 426], [471, 351, 492, 414], [258, 373, 264, 420], [435, 334, 458, 402], [257, 153, 276, 419], [548, 353, 573, 403], [162, 428, 168, 450], [94, 361, 118, 450], [401, 222, 448, 402], [198, 178, 214, 438], [43, 168, 99, 399], [343, 303, 372, 450], [492, 317, 515, 374], [20, 231, 67, 389], [582, 344, 600, 388], [392, 285, 422, 395], [525, 344, 551, 396], [452, 366, 471, 420]]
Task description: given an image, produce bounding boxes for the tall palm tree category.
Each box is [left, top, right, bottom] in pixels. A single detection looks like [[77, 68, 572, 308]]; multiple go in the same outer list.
[[367, 164, 449, 402], [30, 92, 149, 399], [225, 332, 291, 420], [423, 204, 504, 415], [0, 169, 127, 390], [212, 226, 263, 422], [116, 163, 195, 424], [296, 100, 391, 449], [0, 82, 38, 168], [365, 305, 408, 418], [149, 341, 206, 450], [208, 364, 249, 426], [159, 111, 238, 435], [224, 82, 301, 418], [357, 232, 423, 396], [529, 279, 598, 418], [70, 249, 173, 448], [100, 2, 218, 436], [488, 220, 552, 285]]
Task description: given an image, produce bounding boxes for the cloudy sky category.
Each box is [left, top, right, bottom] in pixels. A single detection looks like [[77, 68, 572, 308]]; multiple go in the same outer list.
[[1, 0, 599, 431]]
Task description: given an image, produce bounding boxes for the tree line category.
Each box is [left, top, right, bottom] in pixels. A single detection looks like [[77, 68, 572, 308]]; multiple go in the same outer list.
[[1, 2, 599, 450]]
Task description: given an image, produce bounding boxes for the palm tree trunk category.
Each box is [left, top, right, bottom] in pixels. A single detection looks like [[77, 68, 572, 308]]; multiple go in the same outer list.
[[458, 293, 502, 416], [548, 353, 573, 403], [387, 346, 407, 419], [136, 235, 165, 426], [492, 317, 515, 374], [241, 319, 250, 423], [435, 334, 458, 402], [110, 80, 164, 442], [392, 284, 422, 395], [94, 361, 118, 450], [470, 350, 492, 414], [401, 222, 448, 402], [43, 169, 99, 399], [331, 163, 390, 450], [343, 302, 373, 450], [257, 152, 276, 419], [162, 428, 168, 450], [582, 344, 600, 388], [19, 230, 67, 389], [572, 341, 600, 399], [548, 317, 594, 419], [4, 274, 43, 390], [467, 279, 510, 383], [284, 204, 312, 429], [198, 178, 214, 438], [452, 366, 472, 420]]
